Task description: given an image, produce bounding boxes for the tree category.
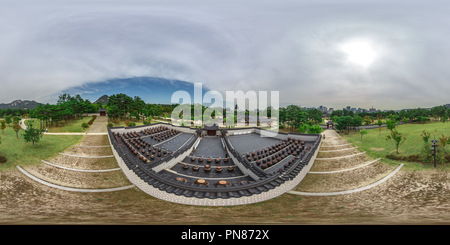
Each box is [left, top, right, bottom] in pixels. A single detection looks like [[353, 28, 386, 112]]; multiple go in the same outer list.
[[13, 123, 21, 139], [360, 129, 368, 142], [403, 117, 408, 126], [377, 119, 383, 136], [386, 119, 396, 132], [363, 116, 371, 125], [420, 130, 431, 144], [351, 116, 363, 131], [386, 129, 406, 154], [4, 115, 12, 125], [22, 123, 44, 145], [0, 120, 5, 134]]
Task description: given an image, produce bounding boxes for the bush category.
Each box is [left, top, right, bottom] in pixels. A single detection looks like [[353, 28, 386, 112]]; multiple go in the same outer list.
[[81, 122, 89, 130], [128, 122, 136, 127], [143, 120, 151, 125], [307, 124, 323, 134], [386, 154, 422, 162], [0, 155, 7, 163], [107, 123, 114, 128], [124, 120, 130, 126]]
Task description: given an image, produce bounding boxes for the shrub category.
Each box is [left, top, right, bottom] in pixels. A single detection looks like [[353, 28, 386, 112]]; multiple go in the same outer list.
[[124, 120, 130, 126], [0, 155, 7, 163], [307, 124, 323, 134], [143, 120, 151, 125], [107, 123, 114, 128], [128, 122, 136, 127], [81, 122, 89, 130]]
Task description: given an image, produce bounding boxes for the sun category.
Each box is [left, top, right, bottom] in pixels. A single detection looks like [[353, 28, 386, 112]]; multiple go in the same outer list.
[[342, 42, 377, 67]]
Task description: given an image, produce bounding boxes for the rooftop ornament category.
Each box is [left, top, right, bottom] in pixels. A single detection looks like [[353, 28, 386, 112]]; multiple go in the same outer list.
[[194, 179, 209, 186], [176, 177, 188, 183]]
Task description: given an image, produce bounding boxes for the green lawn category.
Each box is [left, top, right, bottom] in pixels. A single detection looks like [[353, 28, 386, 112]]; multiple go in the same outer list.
[[340, 121, 450, 171], [42, 117, 95, 133], [111, 119, 158, 128], [0, 125, 83, 171]]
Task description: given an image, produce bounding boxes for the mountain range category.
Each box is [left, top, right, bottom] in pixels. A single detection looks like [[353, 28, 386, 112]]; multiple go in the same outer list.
[[0, 100, 41, 110], [94, 94, 109, 105]]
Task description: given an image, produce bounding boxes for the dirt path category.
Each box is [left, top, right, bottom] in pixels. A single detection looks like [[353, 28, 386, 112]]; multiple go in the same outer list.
[[87, 116, 108, 133]]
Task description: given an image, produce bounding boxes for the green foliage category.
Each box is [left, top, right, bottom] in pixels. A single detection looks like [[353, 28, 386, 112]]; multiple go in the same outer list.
[[386, 129, 406, 154], [420, 143, 432, 163], [81, 122, 89, 130], [0, 120, 5, 134], [4, 115, 12, 125], [386, 119, 397, 132], [107, 123, 114, 128], [438, 134, 450, 155], [22, 123, 44, 145], [128, 122, 136, 127], [420, 130, 431, 144], [13, 123, 21, 139], [143, 120, 151, 125], [306, 124, 322, 134], [360, 129, 368, 142], [298, 124, 308, 133], [363, 116, 371, 125]]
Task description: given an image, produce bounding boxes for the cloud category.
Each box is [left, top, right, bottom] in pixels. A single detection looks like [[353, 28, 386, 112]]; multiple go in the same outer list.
[[0, 0, 449, 110]]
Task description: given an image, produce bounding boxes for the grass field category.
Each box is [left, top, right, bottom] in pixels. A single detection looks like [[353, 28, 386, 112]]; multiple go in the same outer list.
[[110, 119, 158, 128], [340, 121, 450, 171], [0, 125, 83, 171]]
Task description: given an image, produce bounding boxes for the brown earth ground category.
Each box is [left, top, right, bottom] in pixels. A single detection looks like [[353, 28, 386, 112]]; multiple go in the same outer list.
[[2, 131, 450, 224]]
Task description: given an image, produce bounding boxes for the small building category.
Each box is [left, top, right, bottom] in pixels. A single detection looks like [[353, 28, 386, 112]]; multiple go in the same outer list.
[[99, 109, 107, 116], [326, 121, 334, 129], [204, 123, 220, 136]]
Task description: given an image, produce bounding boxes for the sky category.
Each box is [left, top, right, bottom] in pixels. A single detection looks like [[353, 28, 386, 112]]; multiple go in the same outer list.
[[1, 0, 450, 110]]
